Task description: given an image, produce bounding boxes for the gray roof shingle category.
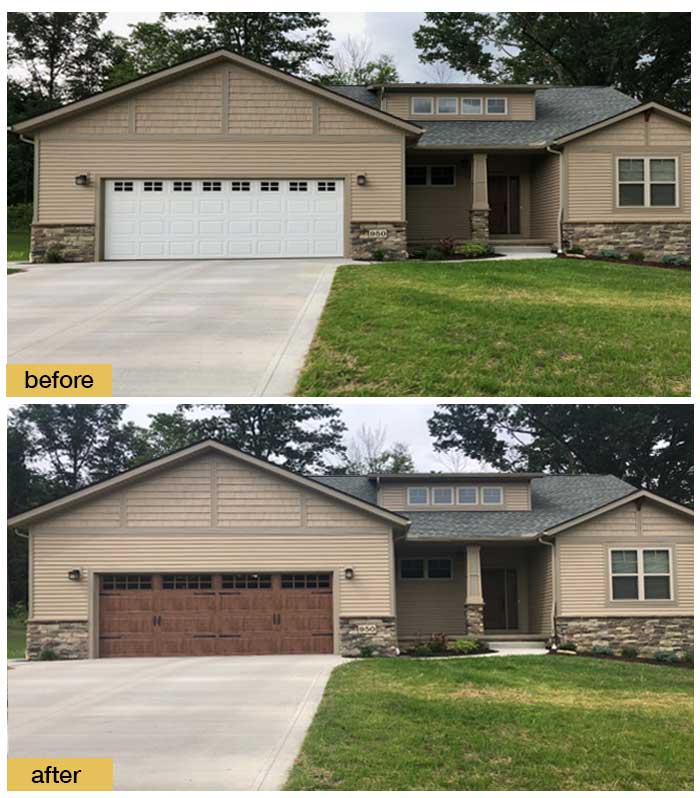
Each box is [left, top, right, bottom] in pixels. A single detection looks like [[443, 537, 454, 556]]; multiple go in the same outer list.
[[310, 474, 637, 540], [327, 85, 640, 147]]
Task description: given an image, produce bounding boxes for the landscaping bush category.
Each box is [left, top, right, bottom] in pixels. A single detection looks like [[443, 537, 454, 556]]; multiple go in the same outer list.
[[359, 645, 378, 658], [424, 247, 446, 260], [8, 202, 33, 231], [626, 249, 646, 262], [39, 648, 59, 661], [654, 649, 680, 663], [457, 241, 494, 259], [371, 248, 386, 262], [451, 638, 481, 655], [412, 642, 433, 657], [44, 247, 65, 264], [621, 646, 639, 659], [409, 248, 426, 259], [566, 245, 584, 255], [437, 237, 457, 256], [682, 649, 693, 665], [558, 640, 577, 652], [591, 644, 614, 657], [427, 632, 449, 654], [599, 249, 623, 260], [661, 254, 690, 267]]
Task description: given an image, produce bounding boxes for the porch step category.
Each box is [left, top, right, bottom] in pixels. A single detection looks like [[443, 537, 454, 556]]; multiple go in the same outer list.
[[489, 238, 553, 246], [486, 639, 548, 651]]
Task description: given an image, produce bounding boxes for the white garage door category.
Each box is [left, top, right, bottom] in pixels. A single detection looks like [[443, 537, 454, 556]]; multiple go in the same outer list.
[[104, 178, 344, 260]]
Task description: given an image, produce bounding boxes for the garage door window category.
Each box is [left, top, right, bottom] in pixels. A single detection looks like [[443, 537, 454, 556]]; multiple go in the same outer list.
[[261, 181, 280, 191], [317, 181, 336, 192], [113, 181, 133, 192], [289, 181, 308, 191], [202, 181, 222, 192], [231, 181, 251, 191], [282, 573, 331, 589], [173, 181, 192, 191], [101, 574, 152, 590], [222, 573, 272, 589], [162, 574, 212, 590], [143, 181, 163, 192]]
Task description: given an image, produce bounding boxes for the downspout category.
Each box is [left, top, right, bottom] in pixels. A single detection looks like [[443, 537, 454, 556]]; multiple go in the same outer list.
[[546, 144, 563, 253], [538, 535, 558, 648]]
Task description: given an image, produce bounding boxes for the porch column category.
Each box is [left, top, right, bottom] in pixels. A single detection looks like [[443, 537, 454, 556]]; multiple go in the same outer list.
[[469, 153, 490, 243], [465, 544, 485, 636]]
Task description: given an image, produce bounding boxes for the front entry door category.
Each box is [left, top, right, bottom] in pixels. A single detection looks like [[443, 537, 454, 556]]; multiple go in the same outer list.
[[483, 568, 519, 630], [487, 176, 520, 235]]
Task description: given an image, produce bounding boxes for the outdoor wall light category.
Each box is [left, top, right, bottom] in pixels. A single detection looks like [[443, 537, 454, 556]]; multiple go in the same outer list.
[[67, 569, 82, 581], [356, 174, 367, 186], [74, 174, 89, 186], [344, 567, 355, 580]]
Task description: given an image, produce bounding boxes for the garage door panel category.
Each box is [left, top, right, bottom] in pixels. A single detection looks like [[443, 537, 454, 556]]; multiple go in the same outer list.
[[171, 241, 196, 257], [228, 241, 254, 257]]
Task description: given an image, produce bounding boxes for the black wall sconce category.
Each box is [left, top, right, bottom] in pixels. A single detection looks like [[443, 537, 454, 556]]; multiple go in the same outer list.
[[344, 567, 355, 580], [74, 174, 89, 186], [356, 174, 367, 186], [67, 569, 82, 581]]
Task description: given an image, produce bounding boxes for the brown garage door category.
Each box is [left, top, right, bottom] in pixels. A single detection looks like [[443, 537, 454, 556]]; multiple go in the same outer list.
[[99, 573, 333, 657]]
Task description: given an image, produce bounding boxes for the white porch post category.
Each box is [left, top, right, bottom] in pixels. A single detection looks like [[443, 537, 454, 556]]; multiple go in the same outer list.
[[465, 544, 485, 635], [469, 153, 490, 242]]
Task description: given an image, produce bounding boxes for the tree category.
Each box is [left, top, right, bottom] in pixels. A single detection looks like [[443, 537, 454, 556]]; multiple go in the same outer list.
[[320, 36, 399, 85], [428, 404, 693, 505], [333, 424, 415, 474], [414, 13, 690, 112]]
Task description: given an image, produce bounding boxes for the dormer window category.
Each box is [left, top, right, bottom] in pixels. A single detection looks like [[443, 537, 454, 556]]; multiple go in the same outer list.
[[432, 487, 454, 505], [411, 97, 434, 114], [437, 97, 458, 115], [457, 486, 478, 505], [482, 486, 504, 505], [486, 97, 507, 115], [407, 486, 429, 505], [461, 97, 483, 115]]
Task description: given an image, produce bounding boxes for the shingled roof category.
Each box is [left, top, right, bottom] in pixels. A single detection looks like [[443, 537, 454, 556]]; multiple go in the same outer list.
[[328, 85, 640, 147], [312, 474, 638, 541]]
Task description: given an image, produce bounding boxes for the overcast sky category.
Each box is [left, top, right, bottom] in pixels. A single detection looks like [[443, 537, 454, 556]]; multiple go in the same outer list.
[[103, 12, 457, 82]]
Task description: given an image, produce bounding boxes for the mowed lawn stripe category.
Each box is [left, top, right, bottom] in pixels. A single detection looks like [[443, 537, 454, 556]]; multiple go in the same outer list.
[[284, 656, 693, 791], [296, 259, 690, 396]]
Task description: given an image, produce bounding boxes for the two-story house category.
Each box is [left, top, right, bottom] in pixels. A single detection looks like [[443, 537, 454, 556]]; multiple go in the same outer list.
[[11, 48, 690, 263], [9, 440, 693, 660]]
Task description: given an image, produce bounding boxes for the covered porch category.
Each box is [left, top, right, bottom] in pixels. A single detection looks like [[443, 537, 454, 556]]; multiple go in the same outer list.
[[405, 149, 560, 251], [395, 540, 554, 643]]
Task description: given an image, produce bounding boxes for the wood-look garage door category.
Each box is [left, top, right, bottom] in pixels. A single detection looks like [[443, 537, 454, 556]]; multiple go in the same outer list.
[[104, 178, 344, 260], [99, 572, 333, 657]]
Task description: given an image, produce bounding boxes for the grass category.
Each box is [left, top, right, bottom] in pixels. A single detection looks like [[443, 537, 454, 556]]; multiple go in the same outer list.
[[8, 229, 30, 261], [296, 259, 690, 396], [285, 656, 693, 791], [7, 617, 26, 659]]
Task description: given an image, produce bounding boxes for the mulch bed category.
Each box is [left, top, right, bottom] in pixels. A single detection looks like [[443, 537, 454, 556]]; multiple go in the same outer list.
[[553, 651, 693, 668], [559, 254, 690, 271]]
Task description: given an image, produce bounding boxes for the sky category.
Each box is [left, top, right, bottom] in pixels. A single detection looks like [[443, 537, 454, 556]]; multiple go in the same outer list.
[[103, 12, 459, 82], [120, 402, 487, 472]]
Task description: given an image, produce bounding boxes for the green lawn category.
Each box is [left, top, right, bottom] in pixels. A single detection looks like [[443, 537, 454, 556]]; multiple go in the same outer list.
[[296, 259, 690, 396], [285, 656, 693, 791], [8, 229, 30, 261], [7, 618, 26, 659]]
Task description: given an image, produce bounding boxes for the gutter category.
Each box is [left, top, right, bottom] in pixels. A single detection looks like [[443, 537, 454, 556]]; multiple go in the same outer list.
[[538, 535, 558, 646], [546, 144, 564, 253]]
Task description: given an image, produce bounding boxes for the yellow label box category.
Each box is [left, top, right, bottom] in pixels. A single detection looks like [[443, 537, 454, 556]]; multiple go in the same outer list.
[[6, 364, 112, 397], [7, 758, 113, 791]]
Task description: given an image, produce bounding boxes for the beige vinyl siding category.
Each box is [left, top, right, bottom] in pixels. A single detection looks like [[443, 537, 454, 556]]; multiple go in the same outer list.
[[530, 153, 560, 240], [557, 500, 693, 616], [406, 154, 470, 244], [527, 545, 553, 635], [34, 139, 404, 224], [29, 452, 394, 622], [319, 103, 389, 135], [228, 66, 312, 134], [380, 481, 530, 512], [565, 110, 690, 222], [45, 101, 130, 136], [385, 92, 535, 120]]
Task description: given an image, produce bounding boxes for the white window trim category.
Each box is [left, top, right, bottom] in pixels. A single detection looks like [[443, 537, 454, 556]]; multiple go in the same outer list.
[[486, 97, 508, 115], [407, 486, 430, 506], [615, 156, 679, 209], [406, 165, 457, 188], [399, 558, 426, 580], [456, 485, 479, 505], [609, 547, 673, 601], [461, 97, 483, 115], [437, 97, 459, 115], [481, 486, 504, 505], [431, 486, 454, 506], [411, 96, 434, 115]]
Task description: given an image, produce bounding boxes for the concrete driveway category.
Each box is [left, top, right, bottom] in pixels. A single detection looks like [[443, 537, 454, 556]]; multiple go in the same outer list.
[[8, 259, 343, 396], [9, 655, 342, 790]]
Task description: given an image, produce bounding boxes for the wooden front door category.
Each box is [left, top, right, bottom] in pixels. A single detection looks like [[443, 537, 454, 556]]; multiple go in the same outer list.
[[487, 175, 520, 235], [99, 573, 334, 657], [482, 568, 519, 631]]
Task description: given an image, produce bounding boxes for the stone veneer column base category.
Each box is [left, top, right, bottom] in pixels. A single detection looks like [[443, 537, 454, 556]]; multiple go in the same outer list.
[[26, 620, 90, 660], [339, 616, 398, 657], [469, 210, 490, 243], [465, 604, 485, 636], [556, 616, 693, 657], [31, 224, 96, 263], [562, 222, 690, 261], [350, 222, 408, 260]]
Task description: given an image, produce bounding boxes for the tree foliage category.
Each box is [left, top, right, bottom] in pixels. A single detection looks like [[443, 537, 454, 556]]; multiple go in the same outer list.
[[414, 12, 690, 112], [331, 424, 415, 474], [428, 404, 693, 505], [320, 36, 399, 86]]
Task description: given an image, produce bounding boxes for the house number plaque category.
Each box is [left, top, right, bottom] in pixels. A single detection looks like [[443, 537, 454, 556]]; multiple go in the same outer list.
[[357, 623, 377, 634], [367, 228, 388, 239]]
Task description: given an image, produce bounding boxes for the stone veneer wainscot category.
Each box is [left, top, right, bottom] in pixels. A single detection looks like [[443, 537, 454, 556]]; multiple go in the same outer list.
[[31, 224, 96, 263], [339, 616, 398, 656], [26, 620, 89, 660], [350, 222, 408, 260], [563, 222, 690, 260], [556, 616, 693, 657]]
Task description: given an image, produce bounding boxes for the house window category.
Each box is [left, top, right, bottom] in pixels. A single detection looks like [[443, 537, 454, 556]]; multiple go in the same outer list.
[[610, 548, 672, 600], [411, 96, 434, 114], [437, 97, 458, 115], [432, 486, 454, 505], [486, 97, 507, 115], [427, 558, 452, 579], [407, 486, 429, 505], [406, 165, 456, 187], [406, 166, 428, 186], [457, 486, 478, 505], [430, 166, 456, 186], [461, 97, 483, 115], [481, 486, 504, 505], [617, 157, 677, 207], [400, 559, 425, 579]]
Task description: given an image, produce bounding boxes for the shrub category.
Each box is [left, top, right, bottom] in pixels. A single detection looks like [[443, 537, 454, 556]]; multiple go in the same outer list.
[[413, 642, 433, 657], [359, 644, 378, 658], [424, 247, 446, 261], [626, 249, 646, 262], [451, 638, 481, 655], [682, 649, 694, 665], [567, 245, 584, 255], [371, 248, 386, 262], [457, 242, 494, 259], [437, 237, 457, 256], [621, 646, 638, 659], [427, 632, 449, 654], [591, 644, 614, 657], [599, 249, 623, 260], [8, 602, 28, 622], [409, 248, 426, 260], [39, 648, 59, 661], [660, 254, 690, 267], [8, 202, 33, 231], [654, 649, 679, 663], [558, 640, 577, 652], [44, 247, 65, 264]]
